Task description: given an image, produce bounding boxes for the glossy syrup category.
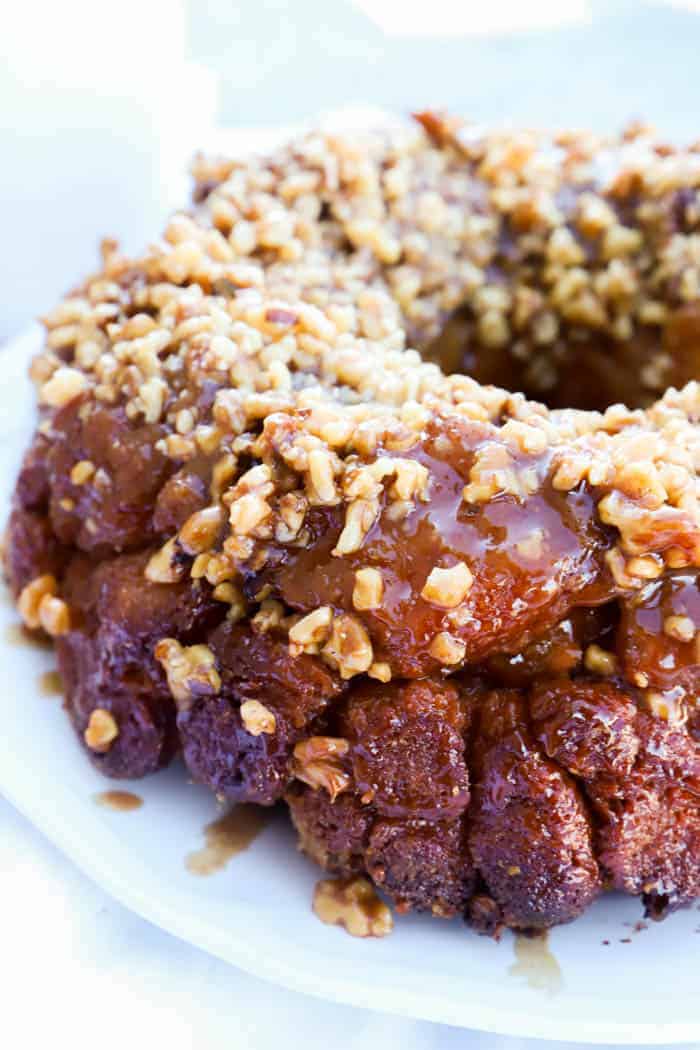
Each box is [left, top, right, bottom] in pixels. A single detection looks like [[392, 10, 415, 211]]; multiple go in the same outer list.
[[509, 932, 563, 995], [94, 790, 143, 812], [38, 669, 62, 696], [186, 804, 269, 876]]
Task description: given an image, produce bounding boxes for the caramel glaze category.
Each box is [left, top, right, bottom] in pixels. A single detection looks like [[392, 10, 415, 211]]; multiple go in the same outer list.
[[185, 804, 269, 876], [39, 669, 62, 697], [509, 932, 563, 995], [260, 416, 615, 679], [94, 790, 143, 812], [619, 569, 700, 691]]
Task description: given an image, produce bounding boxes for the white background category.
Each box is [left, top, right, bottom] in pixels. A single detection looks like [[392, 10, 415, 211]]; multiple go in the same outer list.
[[1, 2, 699, 1048]]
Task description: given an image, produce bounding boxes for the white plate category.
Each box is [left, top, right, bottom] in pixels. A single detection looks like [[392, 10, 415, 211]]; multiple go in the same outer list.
[[1, 325, 699, 1046]]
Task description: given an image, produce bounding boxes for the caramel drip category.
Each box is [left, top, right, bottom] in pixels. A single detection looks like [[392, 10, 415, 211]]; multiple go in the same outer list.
[[186, 805, 269, 876], [509, 932, 563, 995], [94, 790, 143, 812], [39, 669, 62, 696]]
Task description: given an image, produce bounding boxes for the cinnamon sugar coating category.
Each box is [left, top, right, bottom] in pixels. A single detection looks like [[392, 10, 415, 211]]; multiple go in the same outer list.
[[5, 112, 700, 934]]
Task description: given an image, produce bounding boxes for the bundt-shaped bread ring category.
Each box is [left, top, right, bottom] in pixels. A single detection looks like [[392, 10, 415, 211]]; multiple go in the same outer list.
[[6, 112, 700, 934]]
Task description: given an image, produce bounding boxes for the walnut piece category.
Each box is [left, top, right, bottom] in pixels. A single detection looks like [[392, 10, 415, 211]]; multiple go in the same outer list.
[[321, 613, 373, 679], [154, 638, 221, 710], [663, 615, 695, 643], [240, 699, 277, 736], [313, 876, 393, 938], [178, 506, 224, 555], [17, 574, 70, 635], [84, 708, 119, 753], [583, 643, 618, 676], [293, 736, 351, 800], [368, 661, 392, 682], [421, 562, 473, 608], [429, 631, 466, 666], [70, 459, 95, 485], [38, 594, 71, 637], [39, 366, 88, 408], [332, 498, 379, 556], [352, 567, 384, 611], [288, 606, 333, 655], [145, 538, 187, 584]]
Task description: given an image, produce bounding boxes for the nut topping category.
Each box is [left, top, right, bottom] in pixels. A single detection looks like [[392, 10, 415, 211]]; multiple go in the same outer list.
[[321, 614, 374, 679], [352, 568, 384, 612], [421, 562, 473, 609], [84, 709, 119, 753], [145, 538, 187, 584], [154, 639, 221, 709], [240, 699, 277, 736], [312, 877, 393, 938], [17, 575, 70, 634]]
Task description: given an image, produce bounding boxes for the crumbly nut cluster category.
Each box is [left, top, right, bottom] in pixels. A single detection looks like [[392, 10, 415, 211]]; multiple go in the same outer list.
[[289, 607, 374, 679], [312, 876, 393, 938]]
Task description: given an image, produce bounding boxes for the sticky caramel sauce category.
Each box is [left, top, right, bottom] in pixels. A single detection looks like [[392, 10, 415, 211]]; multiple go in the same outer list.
[[39, 669, 62, 697], [186, 804, 269, 876], [268, 416, 613, 679], [509, 932, 563, 995], [94, 790, 143, 812]]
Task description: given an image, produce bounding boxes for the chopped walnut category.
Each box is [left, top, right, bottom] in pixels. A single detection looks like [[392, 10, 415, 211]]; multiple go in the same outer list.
[[312, 877, 393, 938], [228, 493, 272, 536], [332, 498, 379, 556], [18, 574, 58, 630], [145, 538, 187, 584], [251, 598, 285, 633], [211, 581, 247, 623], [178, 506, 224, 555], [288, 606, 333, 656], [38, 595, 71, 637], [389, 459, 430, 502], [322, 613, 374, 679], [240, 699, 277, 736], [368, 661, 392, 682], [39, 366, 88, 407], [583, 644, 618, 676], [641, 690, 685, 723], [663, 615, 695, 643], [84, 708, 119, 753], [293, 736, 351, 800], [421, 562, 473, 609], [70, 459, 95, 485], [352, 567, 384, 611], [154, 638, 221, 710], [307, 448, 339, 505], [227, 464, 275, 537], [429, 631, 466, 666]]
